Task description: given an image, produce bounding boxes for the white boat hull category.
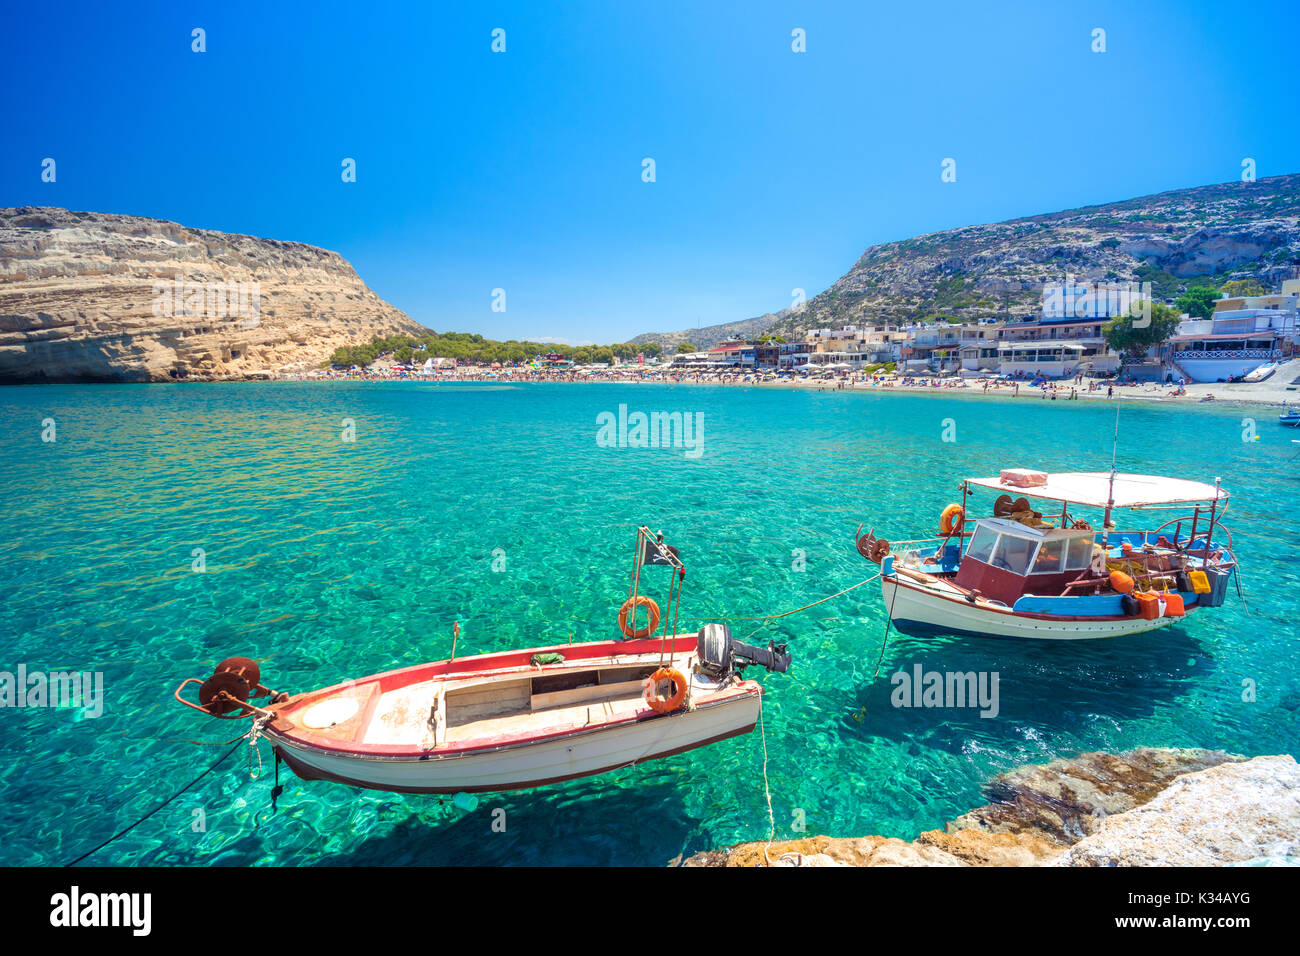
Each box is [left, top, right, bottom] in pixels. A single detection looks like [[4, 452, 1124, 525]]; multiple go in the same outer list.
[[271, 692, 759, 794], [882, 575, 1176, 641]]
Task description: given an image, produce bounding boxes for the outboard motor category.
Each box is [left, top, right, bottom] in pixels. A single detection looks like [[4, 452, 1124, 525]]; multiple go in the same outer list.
[[696, 623, 792, 678]]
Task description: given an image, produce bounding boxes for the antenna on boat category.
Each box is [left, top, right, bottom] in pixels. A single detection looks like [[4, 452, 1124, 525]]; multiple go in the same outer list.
[[1103, 407, 1119, 544]]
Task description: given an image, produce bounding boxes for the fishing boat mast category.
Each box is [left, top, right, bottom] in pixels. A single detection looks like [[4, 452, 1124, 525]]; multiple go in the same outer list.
[[1102, 407, 1119, 545]]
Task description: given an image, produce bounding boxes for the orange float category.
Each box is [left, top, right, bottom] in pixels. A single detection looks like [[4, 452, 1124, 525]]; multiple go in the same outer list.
[[939, 503, 965, 535], [1109, 570, 1135, 594], [643, 667, 688, 713], [618, 595, 660, 639]]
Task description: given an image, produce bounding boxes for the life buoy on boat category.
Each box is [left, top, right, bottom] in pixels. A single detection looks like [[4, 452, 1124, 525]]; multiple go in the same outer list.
[[643, 667, 688, 713], [618, 595, 660, 639], [939, 503, 965, 535]]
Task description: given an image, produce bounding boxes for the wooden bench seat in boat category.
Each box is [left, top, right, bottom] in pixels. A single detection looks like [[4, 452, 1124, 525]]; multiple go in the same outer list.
[[342, 659, 678, 750]]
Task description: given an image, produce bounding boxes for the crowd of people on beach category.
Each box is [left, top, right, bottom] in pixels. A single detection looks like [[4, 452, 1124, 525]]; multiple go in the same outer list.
[[278, 361, 1212, 402]]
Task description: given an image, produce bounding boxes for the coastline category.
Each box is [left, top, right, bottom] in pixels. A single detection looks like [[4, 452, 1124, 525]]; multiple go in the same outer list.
[[250, 367, 1300, 412]]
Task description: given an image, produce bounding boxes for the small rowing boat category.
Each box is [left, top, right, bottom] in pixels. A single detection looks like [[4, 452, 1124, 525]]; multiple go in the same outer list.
[[174, 528, 791, 794]]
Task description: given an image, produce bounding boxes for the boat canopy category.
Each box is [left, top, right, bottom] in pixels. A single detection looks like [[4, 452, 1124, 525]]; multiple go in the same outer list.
[[963, 472, 1227, 509]]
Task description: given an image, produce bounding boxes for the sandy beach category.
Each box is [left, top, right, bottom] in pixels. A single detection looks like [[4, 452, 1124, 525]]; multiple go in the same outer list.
[[282, 357, 1300, 411]]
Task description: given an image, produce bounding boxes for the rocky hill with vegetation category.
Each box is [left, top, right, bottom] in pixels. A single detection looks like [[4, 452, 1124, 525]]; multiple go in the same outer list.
[[644, 174, 1300, 343], [628, 314, 775, 352]]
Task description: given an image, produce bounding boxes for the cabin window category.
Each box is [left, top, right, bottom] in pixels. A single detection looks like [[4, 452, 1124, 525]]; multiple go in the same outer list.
[[990, 534, 1037, 575], [1031, 538, 1065, 573], [965, 526, 999, 564], [1065, 535, 1094, 570]]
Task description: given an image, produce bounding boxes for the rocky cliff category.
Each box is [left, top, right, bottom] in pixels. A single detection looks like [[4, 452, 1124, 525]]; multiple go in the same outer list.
[[681, 748, 1299, 867], [0, 207, 426, 382]]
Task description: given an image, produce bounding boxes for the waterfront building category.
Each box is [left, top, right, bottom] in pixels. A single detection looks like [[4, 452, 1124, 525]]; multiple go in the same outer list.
[[1164, 281, 1299, 382]]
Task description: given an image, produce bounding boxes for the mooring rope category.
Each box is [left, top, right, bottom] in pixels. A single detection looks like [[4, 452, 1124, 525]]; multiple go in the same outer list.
[[695, 571, 882, 626], [66, 737, 247, 866], [757, 689, 777, 867], [1233, 563, 1251, 616], [872, 571, 903, 681]]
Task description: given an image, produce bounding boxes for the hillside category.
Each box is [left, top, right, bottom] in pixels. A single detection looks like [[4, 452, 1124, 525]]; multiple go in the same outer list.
[[641, 174, 1300, 343], [628, 313, 775, 351], [0, 207, 426, 382]]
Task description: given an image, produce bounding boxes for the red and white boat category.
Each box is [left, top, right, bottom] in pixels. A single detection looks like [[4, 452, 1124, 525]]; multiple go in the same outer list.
[[856, 468, 1237, 641], [175, 529, 791, 794]]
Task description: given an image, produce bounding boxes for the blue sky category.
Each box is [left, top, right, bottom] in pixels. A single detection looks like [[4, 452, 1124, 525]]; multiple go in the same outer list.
[[3, 0, 1298, 343]]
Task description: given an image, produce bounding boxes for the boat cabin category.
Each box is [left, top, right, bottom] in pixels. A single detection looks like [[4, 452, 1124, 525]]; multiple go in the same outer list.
[[953, 518, 1095, 605]]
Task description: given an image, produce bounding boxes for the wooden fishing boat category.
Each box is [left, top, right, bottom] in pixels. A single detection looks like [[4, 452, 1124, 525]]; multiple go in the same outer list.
[[174, 528, 791, 794], [856, 469, 1237, 640]]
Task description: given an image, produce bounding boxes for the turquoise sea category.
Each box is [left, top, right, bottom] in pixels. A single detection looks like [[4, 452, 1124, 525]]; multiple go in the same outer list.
[[1, 381, 1296, 866]]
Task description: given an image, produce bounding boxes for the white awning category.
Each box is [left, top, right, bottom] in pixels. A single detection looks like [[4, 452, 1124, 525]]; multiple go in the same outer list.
[[963, 472, 1227, 508]]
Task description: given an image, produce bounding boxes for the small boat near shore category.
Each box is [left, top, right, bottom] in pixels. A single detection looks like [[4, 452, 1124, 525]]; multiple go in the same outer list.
[[856, 468, 1236, 640], [174, 528, 791, 794], [1279, 408, 1300, 427]]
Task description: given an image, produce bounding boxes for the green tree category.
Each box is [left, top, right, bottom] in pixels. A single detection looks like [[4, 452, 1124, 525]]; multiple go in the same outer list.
[[1220, 278, 1266, 298], [1175, 285, 1219, 319], [676, 342, 698, 353], [1103, 301, 1182, 360]]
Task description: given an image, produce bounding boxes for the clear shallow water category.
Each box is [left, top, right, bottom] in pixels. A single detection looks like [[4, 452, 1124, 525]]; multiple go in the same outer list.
[[0, 381, 1296, 866]]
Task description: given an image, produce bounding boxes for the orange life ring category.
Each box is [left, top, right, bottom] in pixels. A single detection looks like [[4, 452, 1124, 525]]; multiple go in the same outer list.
[[618, 595, 660, 639], [642, 667, 688, 713], [939, 503, 965, 535]]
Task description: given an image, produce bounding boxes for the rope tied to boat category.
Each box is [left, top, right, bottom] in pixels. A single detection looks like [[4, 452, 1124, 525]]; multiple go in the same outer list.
[[66, 738, 247, 866], [695, 571, 882, 627], [246, 714, 272, 779], [67, 715, 274, 865]]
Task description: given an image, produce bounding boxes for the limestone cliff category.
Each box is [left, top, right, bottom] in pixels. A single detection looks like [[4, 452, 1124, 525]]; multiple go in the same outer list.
[[0, 207, 427, 382]]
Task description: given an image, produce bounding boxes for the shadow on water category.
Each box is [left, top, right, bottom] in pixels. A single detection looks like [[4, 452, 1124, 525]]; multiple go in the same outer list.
[[322, 778, 698, 866], [841, 625, 1211, 754]]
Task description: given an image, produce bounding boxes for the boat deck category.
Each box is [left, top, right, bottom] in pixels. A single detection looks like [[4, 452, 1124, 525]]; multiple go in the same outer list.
[[278, 648, 721, 752]]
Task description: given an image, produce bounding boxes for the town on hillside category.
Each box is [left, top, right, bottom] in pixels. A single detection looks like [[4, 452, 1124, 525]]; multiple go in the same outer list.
[[322, 276, 1300, 398]]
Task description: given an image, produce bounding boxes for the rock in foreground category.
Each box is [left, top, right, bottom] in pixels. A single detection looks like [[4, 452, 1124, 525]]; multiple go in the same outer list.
[[682, 749, 1298, 867], [1052, 755, 1300, 867]]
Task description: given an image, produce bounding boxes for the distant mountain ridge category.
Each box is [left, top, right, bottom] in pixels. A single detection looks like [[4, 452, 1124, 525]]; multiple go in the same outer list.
[[635, 173, 1300, 345], [628, 314, 774, 351]]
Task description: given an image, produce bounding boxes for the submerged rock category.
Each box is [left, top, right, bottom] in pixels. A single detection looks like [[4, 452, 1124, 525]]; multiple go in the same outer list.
[[680, 747, 1296, 867]]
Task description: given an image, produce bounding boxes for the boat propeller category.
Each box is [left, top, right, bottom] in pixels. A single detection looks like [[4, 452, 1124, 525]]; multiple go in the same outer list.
[[176, 656, 285, 719]]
